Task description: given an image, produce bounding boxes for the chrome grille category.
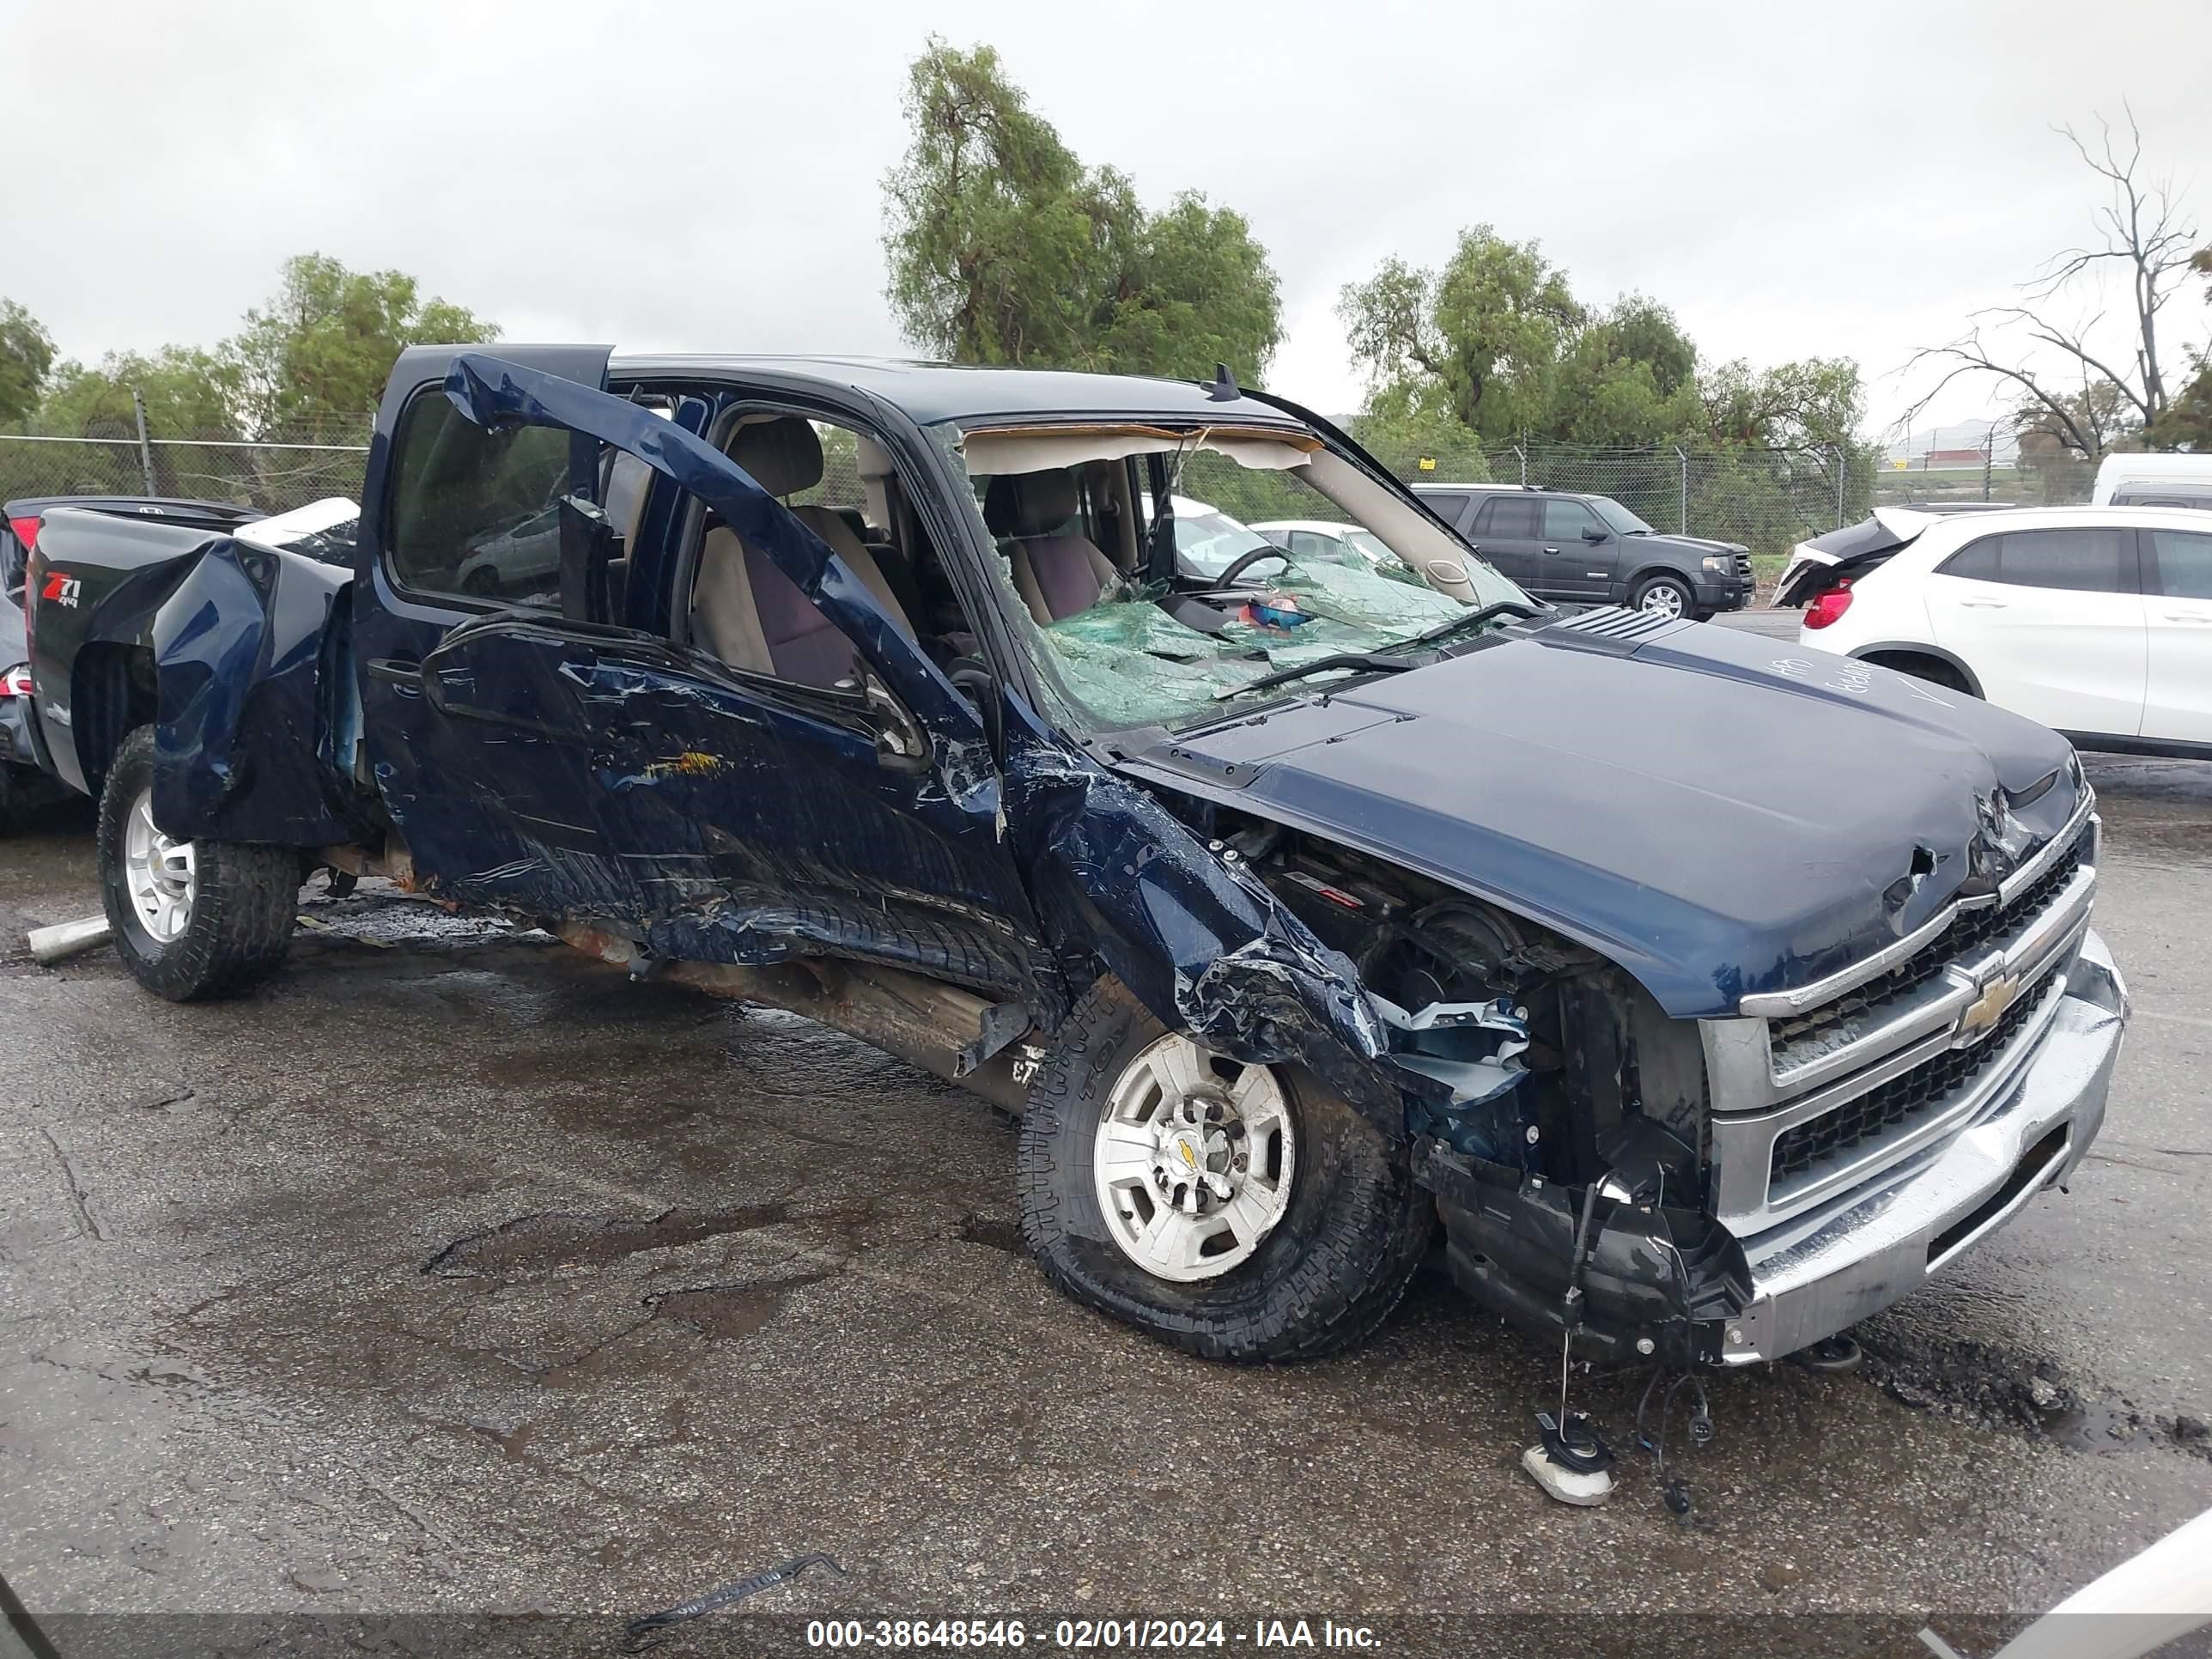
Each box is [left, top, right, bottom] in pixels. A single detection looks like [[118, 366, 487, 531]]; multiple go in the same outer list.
[[1770, 824, 2091, 1068], [1705, 795, 2100, 1237], [1769, 962, 2063, 1186]]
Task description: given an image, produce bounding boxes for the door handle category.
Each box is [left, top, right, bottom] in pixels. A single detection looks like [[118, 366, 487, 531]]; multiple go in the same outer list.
[[366, 658, 423, 688], [2162, 611, 2212, 623], [1542, 545, 1562, 555], [1956, 599, 2008, 609]]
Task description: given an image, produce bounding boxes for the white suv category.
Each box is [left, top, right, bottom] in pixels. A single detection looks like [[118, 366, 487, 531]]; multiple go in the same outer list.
[[1776, 504, 2212, 757]]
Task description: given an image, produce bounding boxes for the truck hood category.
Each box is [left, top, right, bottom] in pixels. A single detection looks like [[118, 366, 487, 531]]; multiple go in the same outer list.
[[1119, 611, 2082, 1018]]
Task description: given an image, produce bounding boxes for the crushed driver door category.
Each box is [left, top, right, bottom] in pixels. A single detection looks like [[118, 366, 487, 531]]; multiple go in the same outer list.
[[367, 354, 1055, 1005]]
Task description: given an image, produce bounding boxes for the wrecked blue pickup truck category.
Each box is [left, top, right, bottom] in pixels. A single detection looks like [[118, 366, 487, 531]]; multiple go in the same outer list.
[[26, 347, 2128, 1370]]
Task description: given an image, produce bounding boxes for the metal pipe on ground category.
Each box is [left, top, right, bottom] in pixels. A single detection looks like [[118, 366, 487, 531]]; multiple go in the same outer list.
[[27, 915, 112, 966]]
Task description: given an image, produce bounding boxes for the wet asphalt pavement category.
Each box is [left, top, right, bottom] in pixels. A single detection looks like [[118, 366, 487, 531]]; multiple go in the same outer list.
[[3, 614, 2209, 1656]]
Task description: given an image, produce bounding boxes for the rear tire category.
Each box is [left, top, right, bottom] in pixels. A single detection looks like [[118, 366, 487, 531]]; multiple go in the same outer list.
[[97, 726, 299, 1001], [0, 764, 20, 836], [1016, 976, 1431, 1362]]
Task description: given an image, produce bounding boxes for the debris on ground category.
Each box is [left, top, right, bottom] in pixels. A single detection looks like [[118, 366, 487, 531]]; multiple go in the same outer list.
[[622, 1552, 848, 1650], [26, 915, 110, 965]]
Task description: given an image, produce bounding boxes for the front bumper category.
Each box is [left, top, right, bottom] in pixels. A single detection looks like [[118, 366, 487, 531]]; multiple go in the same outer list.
[[1718, 927, 2126, 1364], [1695, 579, 1754, 611]]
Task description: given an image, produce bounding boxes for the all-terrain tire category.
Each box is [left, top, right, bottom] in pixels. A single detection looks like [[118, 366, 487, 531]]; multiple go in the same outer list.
[[1016, 976, 1432, 1362], [97, 725, 299, 1001]]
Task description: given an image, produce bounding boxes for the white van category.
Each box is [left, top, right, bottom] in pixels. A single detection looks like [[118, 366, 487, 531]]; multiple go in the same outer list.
[[2091, 451, 2212, 509]]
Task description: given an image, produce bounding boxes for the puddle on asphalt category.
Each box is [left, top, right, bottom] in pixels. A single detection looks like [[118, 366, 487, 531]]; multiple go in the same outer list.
[[1858, 1328, 2211, 1462], [422, 1206, 793, 1278], [646, 1271, 843, 1341]]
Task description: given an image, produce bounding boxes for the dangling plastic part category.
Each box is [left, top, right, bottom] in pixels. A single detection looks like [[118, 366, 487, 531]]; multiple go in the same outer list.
[[1522, 1409, 1615, 1506]]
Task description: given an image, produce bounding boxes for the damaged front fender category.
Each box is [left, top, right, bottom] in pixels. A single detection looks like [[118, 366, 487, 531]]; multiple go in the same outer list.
[[1002, 724, 1405, 1128]]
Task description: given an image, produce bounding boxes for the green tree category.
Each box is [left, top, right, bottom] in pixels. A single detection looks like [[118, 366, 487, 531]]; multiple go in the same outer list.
[[34, 347, 241, 441], [228, 252, 499, 436], [1346, 386, 1492, 482], [1340, 231, 1875, 462], [1697, 357, 1865, 450], [1338, 227, 1583, 443], [1549, 296, 1704, 445], [882, 40, 1280, 382], [2146, 246, 2212, 450], [0, 298, 57, 427], [1093, 191, 1283, 381], [26, 348, 246, 498]]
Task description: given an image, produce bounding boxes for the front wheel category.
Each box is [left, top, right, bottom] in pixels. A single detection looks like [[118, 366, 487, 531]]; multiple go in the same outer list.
[[1016, 977, 1431, 1362], [97, 726, 300, 1001], [1631, 573, 1694, 621]]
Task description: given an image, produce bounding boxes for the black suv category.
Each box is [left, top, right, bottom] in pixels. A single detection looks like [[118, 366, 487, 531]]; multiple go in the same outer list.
[[1415, 484, 1753, 620]]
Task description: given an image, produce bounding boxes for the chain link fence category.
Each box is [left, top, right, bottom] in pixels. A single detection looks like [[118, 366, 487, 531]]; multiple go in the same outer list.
[[3, 404, 1886, 590], [1184, 439, 1871, 580], [1869, 453, 2095, 511], [0, 419, 371, 514]]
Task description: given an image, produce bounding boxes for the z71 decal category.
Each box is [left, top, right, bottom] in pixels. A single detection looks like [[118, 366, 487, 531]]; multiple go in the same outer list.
[[40, 570, 82, 609]]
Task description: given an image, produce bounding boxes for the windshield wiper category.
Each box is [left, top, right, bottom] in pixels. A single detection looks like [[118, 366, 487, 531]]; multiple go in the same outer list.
[[1407, 597, 1549, 648], [1213, 652, 1419, 702]]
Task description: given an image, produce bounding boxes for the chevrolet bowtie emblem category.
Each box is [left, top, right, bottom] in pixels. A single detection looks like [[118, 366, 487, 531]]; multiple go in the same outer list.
[[1960, 971, 2021, 1038], [1178, 1142, 1198, 1170]]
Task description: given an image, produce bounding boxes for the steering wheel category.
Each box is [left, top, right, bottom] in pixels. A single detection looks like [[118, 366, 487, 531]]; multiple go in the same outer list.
[[1214, 544, 1292, 587]]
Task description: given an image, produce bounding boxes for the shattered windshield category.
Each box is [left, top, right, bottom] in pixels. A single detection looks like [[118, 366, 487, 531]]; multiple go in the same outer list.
[[1040, 563, 1467, 726], [1170, 503, 1279, 579], [1344, 529, 1393, 564], [937, 417, 1529, 731]]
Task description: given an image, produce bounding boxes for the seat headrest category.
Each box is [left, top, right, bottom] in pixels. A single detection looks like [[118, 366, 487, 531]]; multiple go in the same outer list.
[[728, 416, 823, 498], [984, 469, 1079, 538]]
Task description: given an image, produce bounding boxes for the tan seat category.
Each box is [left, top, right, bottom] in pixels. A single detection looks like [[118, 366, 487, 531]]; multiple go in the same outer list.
[[985, 469, 1121, 624], [690, 416, 914, 685]]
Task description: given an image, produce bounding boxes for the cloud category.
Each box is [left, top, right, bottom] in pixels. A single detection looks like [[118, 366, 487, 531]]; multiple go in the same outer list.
[[6, 0, 2207, 435]]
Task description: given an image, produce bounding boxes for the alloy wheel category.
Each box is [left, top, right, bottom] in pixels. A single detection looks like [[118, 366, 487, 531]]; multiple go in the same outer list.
[[1092, 1034, 1296, 1282], [124, 787, 196, 943]]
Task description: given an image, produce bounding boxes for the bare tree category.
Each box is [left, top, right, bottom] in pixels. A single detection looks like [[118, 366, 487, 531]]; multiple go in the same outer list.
[[1900, 106, 2198, 457]]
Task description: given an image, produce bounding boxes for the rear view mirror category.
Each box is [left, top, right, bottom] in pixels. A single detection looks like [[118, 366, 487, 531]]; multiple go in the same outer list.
[[1583, 526, 1608, 543], [557, 493, 621, 623]]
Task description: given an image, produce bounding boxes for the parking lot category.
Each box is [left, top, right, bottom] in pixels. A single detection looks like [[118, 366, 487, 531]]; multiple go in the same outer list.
[[3, 613, 2209, 1656]]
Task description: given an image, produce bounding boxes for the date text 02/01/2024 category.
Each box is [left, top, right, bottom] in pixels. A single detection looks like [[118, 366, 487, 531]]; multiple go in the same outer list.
[[803, 1617, 1381, 1649]]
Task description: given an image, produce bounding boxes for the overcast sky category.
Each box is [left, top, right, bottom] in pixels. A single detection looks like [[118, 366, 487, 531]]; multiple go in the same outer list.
[[5, 0, 2208, 441]]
